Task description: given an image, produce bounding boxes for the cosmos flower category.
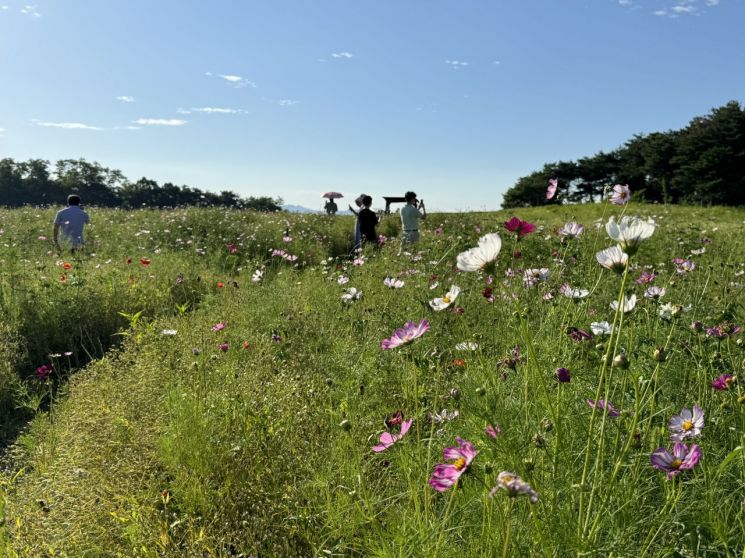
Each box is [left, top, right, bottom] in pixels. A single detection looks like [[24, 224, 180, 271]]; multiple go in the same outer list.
[[336, 275, 349, 285], [523, 268, 550, 288], [455, 341, 479, 351], [372, 419, 413, 453], [596, 246, 628, 274], [669, 406, 704, 442], [559, 284, 590, 299], [636, 271, 657, 284], [590, 321, 613, 336], [456, 233, 502, 272], [428, 437, 478, 492], [504, 217, 535, 238], [211, 322, 226, 332], [430, 285, 461, 311], [341, 288, 362, 302], [651, 442, 702, 479], [381, 320, 430, 350], [490, 471, 539, 503], [35, 364, 53, 380], [555, 367, 571, 382], [644, 286, 666, 300], [673, 258, 696, 274], [557, 221, 584, 239], [711, 374, 735, 391], [705, 322, 741, 339], [546, 178, 558, 200], [252, 269, 263, 283], [610, 294, 637, 313], [609, 184, 631, 205], [384, 277, 405, 289], [485, 424, 502, 438], [605, 216, 655, 255], [587, 399, 621, 417], [567, 327, 593, 343]]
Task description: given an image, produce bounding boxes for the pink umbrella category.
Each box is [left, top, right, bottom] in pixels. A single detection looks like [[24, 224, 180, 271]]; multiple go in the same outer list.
[[322, 192, 344, 199]]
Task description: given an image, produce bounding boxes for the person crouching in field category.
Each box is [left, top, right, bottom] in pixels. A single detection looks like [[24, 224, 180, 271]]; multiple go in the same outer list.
[[399, 191, 426, 254], [358, 195, 379, 245], [54, 194, 90, 254]]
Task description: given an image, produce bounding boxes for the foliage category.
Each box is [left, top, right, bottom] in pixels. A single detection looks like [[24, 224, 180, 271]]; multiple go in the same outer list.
[[503, 101, 745, 207]]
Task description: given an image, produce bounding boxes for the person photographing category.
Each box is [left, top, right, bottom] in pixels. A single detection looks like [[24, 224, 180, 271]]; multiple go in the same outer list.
[[399, 191, 426, 253]]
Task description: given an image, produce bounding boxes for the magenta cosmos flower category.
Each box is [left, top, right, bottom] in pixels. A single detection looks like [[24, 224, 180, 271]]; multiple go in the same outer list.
[[712, 374, 735, 391], [504, 217, 535, 238], [429, 437, 478, 492], [669, 405, 704, 442], [651, 442, 701, 479], [381, 320, 430, 349], [372, 419, 413, 452]]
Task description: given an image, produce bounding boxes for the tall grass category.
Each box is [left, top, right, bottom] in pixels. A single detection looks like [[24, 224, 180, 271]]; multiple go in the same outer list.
[[1, 203, 744, 556]]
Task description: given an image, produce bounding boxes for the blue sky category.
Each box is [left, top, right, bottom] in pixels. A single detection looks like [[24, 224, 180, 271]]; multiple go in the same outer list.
[[1, 0, 743, 211]]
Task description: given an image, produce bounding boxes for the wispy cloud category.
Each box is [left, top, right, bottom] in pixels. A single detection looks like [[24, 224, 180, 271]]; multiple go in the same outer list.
[[331, 52, 353, 59], [1, 6, 9, 11], [20, 4, 40, 17], [133, 118, 188, 126], [35, 121, 103, 130], [705, 0, 719, 5], [278, 99, 299, 107], [618, 0, 632, 5], [0, 127, 5, 137], [671, 4, 697, 14], [116, 95, 136, 103], [205, 71, 256, 88], [445, 60, 469, 69], [176, 107, 248, 114], [647, 0, 719, 18]]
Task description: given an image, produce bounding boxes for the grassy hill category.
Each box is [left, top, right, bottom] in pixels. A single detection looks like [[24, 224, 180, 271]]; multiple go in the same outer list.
[[1, 203, 744, 557]]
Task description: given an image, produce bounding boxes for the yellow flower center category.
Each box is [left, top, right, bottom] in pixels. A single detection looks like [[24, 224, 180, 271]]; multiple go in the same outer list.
[[443, 296, 451, 304], [682, 420, 694, 431], [670, 459, 682, 469], [453, 457, 467, 471]]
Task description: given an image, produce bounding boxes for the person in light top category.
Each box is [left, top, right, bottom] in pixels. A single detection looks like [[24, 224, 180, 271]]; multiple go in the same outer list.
[[399, 191, 426, 253], [54, 194, 90, 253]]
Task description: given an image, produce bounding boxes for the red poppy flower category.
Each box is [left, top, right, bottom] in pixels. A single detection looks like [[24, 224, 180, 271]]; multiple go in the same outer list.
[[62, 262, 72, 270], [140, 258, 151, 266]]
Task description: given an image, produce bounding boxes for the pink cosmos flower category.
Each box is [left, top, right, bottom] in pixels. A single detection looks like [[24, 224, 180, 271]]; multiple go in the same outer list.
[[609, 184, 631, 205], [490, 471, 539, 503], [504, 217, 535, 238], [636, 271, 657, 284], [712, 374, 735, 391], [372, 419, 413, 452], [705, 322, 741, 339], [212, 322, 226, 332], [428, 437, 478, 492], [587, 399, 621, 417], [35, 364, 53, 380], [546, 178, 558, 200], [218, 342, 229, 352], [485, 424, 502, 438], [381, 320, 430, 349], [651, 442, 702, 479], [673, 258, 695, 274]]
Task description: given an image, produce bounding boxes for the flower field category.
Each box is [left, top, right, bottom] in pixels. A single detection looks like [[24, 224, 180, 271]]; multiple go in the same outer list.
[[1, 202, 744, 557]]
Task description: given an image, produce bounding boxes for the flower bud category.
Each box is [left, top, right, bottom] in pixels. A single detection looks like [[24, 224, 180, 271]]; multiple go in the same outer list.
[[613, 353, 629, 369], [449, 388, 461, 400], [653, 347, 666, 362]]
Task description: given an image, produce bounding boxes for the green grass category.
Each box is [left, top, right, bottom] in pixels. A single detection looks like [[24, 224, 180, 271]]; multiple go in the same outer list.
[[1, 203, 744, 557]]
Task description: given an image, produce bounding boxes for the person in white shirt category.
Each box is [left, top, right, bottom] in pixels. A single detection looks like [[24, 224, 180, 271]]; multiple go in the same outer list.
[[54, 194, 90, 253], [399, 191, 426, 254]]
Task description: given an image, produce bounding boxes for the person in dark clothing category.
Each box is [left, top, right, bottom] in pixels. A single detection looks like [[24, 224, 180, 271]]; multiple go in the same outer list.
[[358, 195, 379, 244]]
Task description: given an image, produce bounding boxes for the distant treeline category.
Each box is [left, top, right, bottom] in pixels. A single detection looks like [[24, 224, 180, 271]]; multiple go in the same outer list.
[[0, 158, 283, 211], [502, 100, 745, 208]]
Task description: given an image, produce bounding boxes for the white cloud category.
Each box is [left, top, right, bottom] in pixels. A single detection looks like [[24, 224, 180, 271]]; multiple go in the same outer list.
[[331, 52, 353, 59], [618, 0, 632, 5], [20, 4, 40, 17], [672, 4, 697, 14], [492, 60, 501, 65], [0, 127, 5, 137], [445, 60, 469, 69], [35, 121, 103, 130], [125, 126, 141, 130], [705, 0, 719, 5], [1, 6, 9, 10], [176, 107, 247, 114], [133, 118, 188, 126], [653, 9, 667, 15], [116, 95, 136, 103], [278, 99, 299, 106]]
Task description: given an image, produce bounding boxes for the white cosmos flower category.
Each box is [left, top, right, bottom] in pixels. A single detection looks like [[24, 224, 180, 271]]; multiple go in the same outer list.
[[595, 246, 628, 273], [337, 275, 349, 285], [605, 216, 656, 255], [430, 285, 461, 311], [559, 284, 589, 299], [557, 221, 585, 239], [610, 294, 637, 313], [341, 287, 362, 302], [384, 277, 405, 289], [590, 321, 613, 335], [455, 341, 479, 351], [252, 269, 263, 283], [456, 233, 502, 272], [644, 286, 666, 300]]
